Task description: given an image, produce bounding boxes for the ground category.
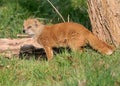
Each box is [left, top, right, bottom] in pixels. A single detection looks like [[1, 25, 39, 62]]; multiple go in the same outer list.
[[0, 48, 120, 86]]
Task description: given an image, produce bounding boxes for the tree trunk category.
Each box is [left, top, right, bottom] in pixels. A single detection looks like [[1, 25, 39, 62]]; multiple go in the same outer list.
[[87, 0, 120, 47]]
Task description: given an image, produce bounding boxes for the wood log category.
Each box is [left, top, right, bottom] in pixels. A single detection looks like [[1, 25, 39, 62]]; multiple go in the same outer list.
[[0, 38, 43, 58]]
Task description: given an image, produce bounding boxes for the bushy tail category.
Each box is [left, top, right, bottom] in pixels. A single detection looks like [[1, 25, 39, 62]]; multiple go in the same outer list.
[[87, 33, 115, 55]]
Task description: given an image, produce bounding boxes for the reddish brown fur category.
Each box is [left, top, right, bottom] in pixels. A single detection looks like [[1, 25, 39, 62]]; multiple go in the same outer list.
[[23, 19, 115, 61]]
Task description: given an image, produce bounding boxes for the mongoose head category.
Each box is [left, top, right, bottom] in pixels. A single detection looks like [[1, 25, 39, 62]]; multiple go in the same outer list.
[[23, 18, 44, 37]]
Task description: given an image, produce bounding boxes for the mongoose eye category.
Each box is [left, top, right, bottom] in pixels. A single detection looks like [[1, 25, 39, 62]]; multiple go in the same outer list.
[[27, 26, 32, 29]]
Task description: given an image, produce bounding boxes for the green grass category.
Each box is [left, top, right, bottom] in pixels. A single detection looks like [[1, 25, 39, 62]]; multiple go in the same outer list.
[[0, 49, 120, 86], [0, 0, 120, 86]]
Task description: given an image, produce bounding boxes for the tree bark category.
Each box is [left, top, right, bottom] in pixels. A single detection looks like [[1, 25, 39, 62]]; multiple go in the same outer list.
[[87, 0, 120, 47]]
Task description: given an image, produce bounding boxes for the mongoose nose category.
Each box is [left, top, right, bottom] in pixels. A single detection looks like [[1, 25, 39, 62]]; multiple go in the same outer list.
[[23, 30, 25, 33]]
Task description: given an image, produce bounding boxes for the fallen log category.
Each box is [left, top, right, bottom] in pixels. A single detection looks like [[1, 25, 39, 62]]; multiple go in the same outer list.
[[0, 37, 43, 58]]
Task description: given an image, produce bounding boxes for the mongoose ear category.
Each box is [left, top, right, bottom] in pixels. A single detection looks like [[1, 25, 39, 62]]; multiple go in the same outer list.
[[34, 19, 39, 27]]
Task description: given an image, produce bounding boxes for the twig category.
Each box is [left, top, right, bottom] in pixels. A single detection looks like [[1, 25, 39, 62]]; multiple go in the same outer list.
[[67, 14, 70, 22], [47, 0, 65, 22], [17, 34, 30, 38]]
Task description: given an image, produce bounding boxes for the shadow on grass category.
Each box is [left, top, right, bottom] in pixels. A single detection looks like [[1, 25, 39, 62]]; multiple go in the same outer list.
[[19, 45, 71, 60]]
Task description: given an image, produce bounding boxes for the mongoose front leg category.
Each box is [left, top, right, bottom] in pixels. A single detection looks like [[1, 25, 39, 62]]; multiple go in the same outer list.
[[44, 46, 53, 61]]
